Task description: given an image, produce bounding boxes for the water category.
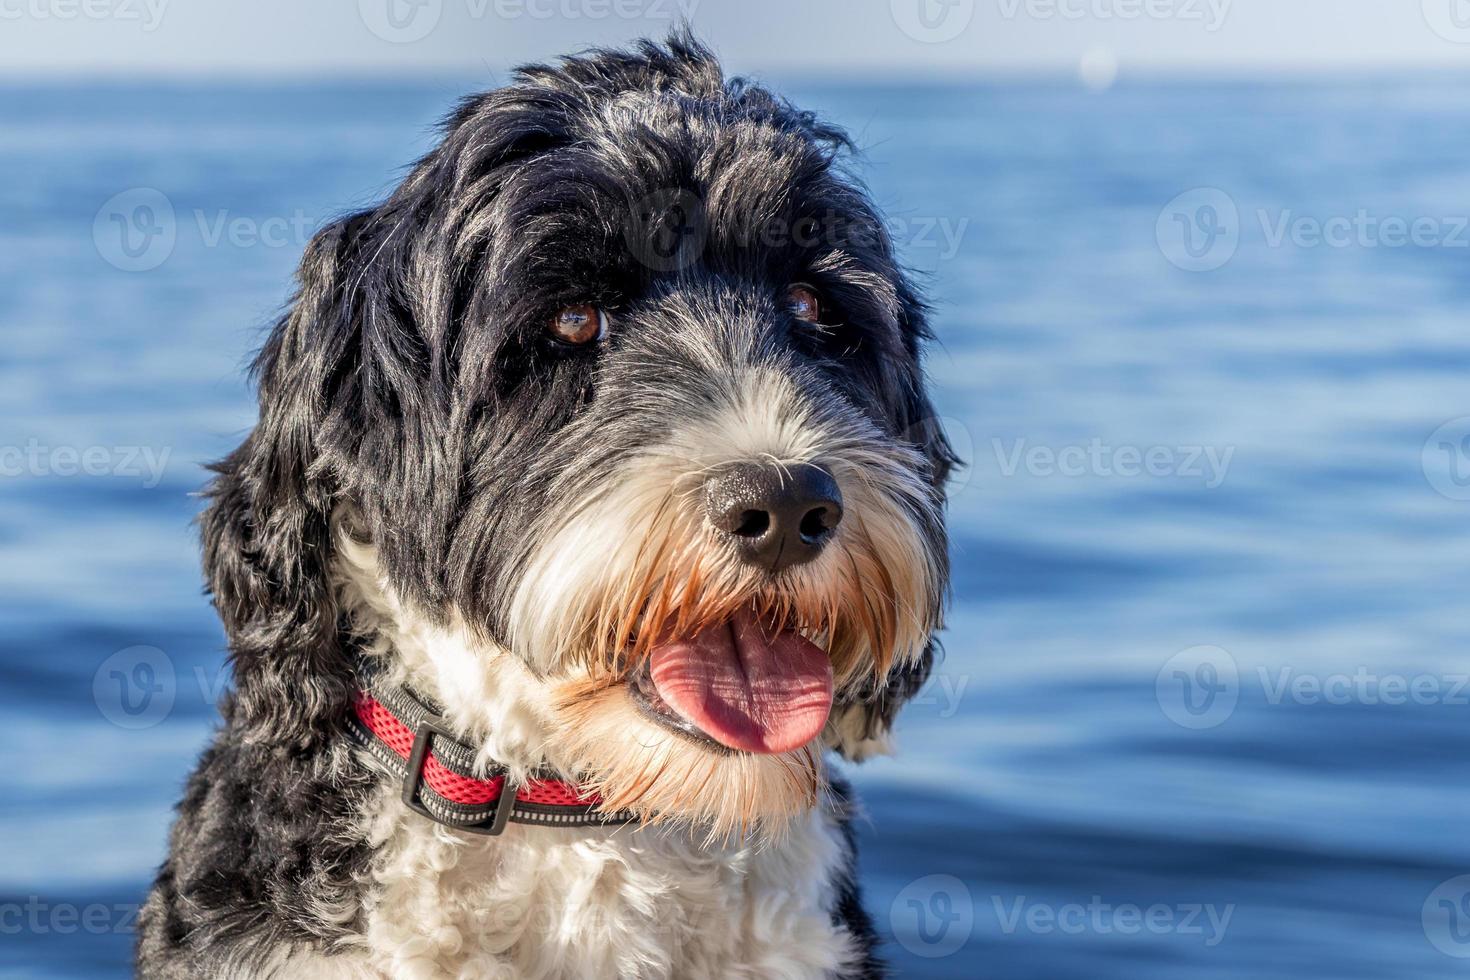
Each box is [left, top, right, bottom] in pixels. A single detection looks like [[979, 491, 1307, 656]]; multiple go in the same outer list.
[[3, 76, 1469, 979]]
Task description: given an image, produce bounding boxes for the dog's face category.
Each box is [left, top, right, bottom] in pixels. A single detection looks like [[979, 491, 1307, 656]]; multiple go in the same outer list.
[[205, 36, 952, 834]]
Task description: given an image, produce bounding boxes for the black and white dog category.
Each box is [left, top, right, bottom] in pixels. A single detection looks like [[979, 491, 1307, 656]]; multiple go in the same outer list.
[[139, 32, 952, 979]]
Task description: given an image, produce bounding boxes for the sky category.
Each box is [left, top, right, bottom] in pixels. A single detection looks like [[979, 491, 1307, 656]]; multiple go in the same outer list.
[[2, 0, 1470, 79]]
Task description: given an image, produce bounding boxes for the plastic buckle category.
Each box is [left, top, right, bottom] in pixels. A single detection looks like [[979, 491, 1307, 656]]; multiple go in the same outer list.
[[401, 713, 516, 836]]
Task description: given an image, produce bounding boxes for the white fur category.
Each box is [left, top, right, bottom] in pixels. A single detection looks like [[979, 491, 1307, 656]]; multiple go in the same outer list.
[[824, 704, 894, 763], [347, 785, 860, 980], [284, 345, 941, 976], [305, 535, 863, 980]]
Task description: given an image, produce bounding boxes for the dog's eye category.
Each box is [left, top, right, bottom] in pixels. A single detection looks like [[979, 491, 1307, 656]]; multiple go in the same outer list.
[[787, 284, 821, 324], [549, 304, 608, 346]]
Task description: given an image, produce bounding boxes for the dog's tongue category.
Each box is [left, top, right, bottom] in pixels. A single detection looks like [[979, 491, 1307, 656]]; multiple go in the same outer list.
[[649, 608, 834, 754]]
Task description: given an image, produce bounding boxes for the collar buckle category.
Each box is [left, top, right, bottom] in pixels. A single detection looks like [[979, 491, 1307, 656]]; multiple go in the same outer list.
[[401, 712, 517, 836]]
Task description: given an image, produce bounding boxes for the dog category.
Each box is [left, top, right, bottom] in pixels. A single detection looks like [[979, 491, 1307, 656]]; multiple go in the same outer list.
[[137, 32, 953, 980]]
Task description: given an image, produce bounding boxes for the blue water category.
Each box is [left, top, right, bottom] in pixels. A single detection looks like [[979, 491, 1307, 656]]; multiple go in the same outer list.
[[4, 77, 1470, 979]]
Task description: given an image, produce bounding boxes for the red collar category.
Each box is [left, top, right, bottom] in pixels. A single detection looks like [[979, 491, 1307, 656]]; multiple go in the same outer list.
[[348, 669, 634, 836]]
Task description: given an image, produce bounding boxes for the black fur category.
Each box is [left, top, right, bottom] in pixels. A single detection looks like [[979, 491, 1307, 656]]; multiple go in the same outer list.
[[139, 31, 951, 978]]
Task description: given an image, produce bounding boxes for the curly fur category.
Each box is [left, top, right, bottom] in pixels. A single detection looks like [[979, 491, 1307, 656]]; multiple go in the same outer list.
[[138, 31, 951, 980]]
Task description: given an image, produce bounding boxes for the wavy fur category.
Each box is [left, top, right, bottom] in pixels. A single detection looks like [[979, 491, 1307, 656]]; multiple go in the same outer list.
[[140, 30, 951, 979]]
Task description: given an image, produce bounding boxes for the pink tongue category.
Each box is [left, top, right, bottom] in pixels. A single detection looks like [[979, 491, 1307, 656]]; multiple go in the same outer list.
[[649, 608, 834, 754]]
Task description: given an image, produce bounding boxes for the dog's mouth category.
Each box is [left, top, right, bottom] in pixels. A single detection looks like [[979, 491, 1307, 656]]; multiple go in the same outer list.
[[626, 605, 834, 755]]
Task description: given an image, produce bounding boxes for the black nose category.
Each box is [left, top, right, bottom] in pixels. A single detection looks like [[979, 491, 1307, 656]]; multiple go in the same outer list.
[[704, 462, 843, 573]]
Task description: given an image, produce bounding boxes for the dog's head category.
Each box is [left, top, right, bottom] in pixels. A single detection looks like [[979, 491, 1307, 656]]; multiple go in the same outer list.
[[204, 33, 953, 835]]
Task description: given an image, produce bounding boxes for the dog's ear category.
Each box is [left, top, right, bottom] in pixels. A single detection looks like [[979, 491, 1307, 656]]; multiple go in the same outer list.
[[827, 281, 954, 762], [201, 213, 376, 748]]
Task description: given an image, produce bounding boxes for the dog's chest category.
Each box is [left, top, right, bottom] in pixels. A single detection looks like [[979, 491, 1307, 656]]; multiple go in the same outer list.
[[337, 793, 861, 980]]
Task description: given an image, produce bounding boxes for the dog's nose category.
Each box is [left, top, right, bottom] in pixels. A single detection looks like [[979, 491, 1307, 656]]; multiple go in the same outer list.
[[704, 462, 843, 573]]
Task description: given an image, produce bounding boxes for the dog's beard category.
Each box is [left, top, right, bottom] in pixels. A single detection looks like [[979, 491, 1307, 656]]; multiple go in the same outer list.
[[506, 374, 944, 838], [335, 370, 943, 839]]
